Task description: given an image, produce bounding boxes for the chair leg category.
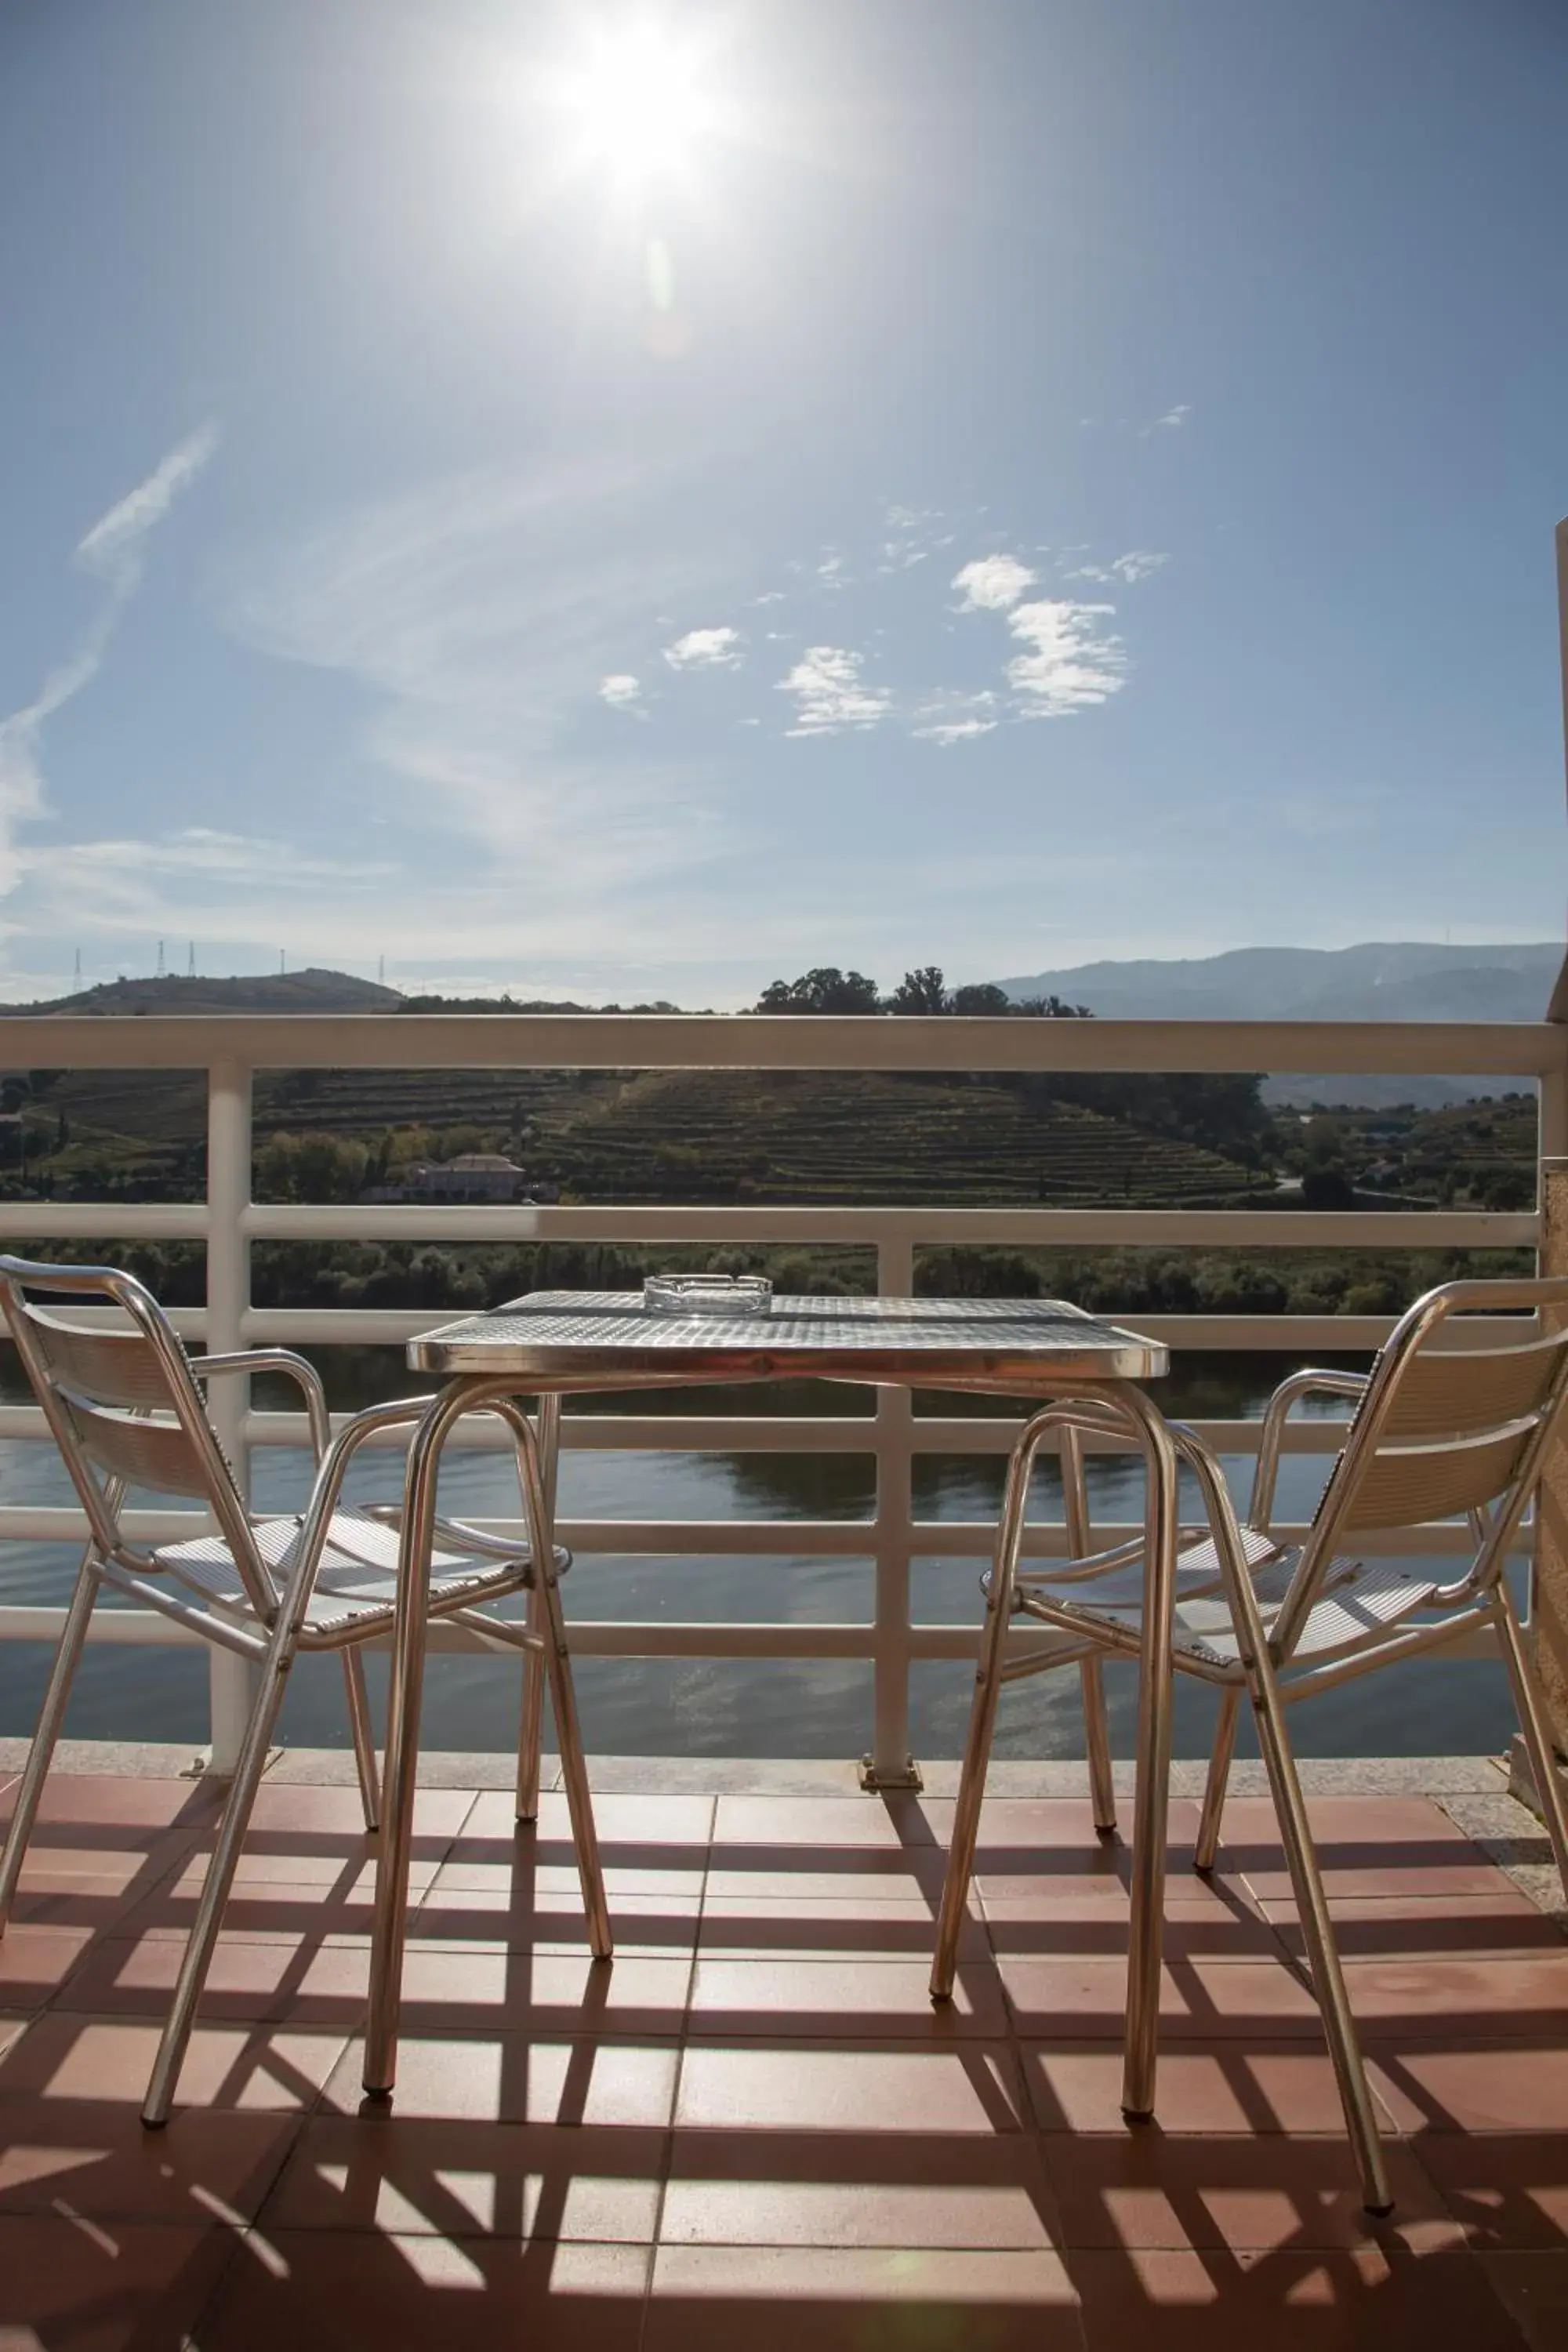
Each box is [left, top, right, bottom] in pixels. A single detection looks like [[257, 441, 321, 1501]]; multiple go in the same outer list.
[[1492, 1585, 1568, 1896], [1243, 1655, 1391, 2213], [931, 1426, 1042, 2002], [515, 1394, 559, 1823], [0, 1555, 101, 1936], [537, 1559, 612, 1960], [142, 1630, 297, 2127], [341, 1649, 381, 1833], [1193, 1686, 1240, 1873], [1080, 1658, 1117, 1835]]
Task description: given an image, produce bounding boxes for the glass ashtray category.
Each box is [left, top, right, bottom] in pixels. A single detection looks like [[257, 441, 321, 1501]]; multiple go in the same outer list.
[[643, 1273, 774, 1318]]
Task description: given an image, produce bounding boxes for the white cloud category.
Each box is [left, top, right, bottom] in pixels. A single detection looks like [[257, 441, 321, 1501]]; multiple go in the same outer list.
[[0, 423, 219, 889], [598, 673, 642, 709], [663, 624, 742, 670], [1152, 403, 1191, 430], [912, 689, 998, 747], [951, 554, 1036, 612], [75, 423, 220, 589], [776, 645, 891, 735], [1069, 550, 1171, 585], [1006, 600, 1127, 717]]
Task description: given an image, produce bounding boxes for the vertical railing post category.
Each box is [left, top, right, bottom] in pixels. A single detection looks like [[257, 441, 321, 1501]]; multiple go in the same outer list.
[[863, 1232, 920, 1789], [205, 1054, 255, 1773]]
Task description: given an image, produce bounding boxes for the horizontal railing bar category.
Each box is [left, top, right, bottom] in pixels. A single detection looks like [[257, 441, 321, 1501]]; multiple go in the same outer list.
[[238, 1204, 1538, 1248], [0, 1505, 1504, 1559], [0, 1606, 1508, 1663], [0, 1204, 209, 1239], [0, 1405, 1355, 1457], [0, 1012, 1558, 1075]]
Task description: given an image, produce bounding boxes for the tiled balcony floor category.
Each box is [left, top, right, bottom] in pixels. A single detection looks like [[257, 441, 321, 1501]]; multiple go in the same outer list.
[[1, 1748, 1566, 2349]]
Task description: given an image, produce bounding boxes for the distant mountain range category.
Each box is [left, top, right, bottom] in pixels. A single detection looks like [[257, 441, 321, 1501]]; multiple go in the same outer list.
[[996, 943, 1565, 1106], [5, 947, 1561, 1108], [997, 942, 1563, 1024]]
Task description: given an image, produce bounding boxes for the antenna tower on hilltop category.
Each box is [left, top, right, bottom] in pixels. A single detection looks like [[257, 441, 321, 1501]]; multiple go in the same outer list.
[[187, 942, 196, 978], [155, 940, 165, 978]]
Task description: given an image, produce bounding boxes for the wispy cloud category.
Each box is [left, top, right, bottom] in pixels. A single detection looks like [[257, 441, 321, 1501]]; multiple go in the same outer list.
[[1006, 600, 1127, 717], [1146, 403, 1191, 433], [777, 645, 891, 736], [663, 624, 742, 670], [598, 673, 643, 709], [912, 688, 998, 746], [1069, 550, 1170, 585], [951, 554, 1036, 612], [0, 423, 219, 884]]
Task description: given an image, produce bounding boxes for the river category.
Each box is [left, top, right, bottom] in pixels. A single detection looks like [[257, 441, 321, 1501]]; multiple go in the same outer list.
[[0, 1348, 1516, 1764]]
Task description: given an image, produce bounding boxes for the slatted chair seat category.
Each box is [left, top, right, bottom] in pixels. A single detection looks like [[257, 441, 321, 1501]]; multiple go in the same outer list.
[[0, 1255, 611, 2130], [154, 1508, 569, 1642], [931, 1276, 1568, 2222]]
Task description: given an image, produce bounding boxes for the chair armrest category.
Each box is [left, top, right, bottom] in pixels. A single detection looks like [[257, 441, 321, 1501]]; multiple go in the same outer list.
[[1249, 1369, 1370, 1531], [193, 1347, 331, 1464]]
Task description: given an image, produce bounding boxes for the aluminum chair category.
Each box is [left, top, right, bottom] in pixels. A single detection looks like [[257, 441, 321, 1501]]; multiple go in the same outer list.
[[931, 1277, 1568, 2214], [0, 1256, 609, 2125]]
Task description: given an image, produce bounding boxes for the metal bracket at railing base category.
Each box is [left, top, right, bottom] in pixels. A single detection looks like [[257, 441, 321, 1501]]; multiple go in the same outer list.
[[858, 1752, 924, 1793]]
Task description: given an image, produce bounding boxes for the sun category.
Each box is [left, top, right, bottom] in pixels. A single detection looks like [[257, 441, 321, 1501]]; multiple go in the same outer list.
[[548, 20, 723, 194]]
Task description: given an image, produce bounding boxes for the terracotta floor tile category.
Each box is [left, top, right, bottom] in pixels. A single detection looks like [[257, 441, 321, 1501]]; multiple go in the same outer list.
[[1022, 2041, 1420, 2138], [0, 2011, 31, 2063], [999, 1955, 1324, 2038], [1070, 2245, 1525, 2352], [0, 2097, 299, 2224], [0, 2009, 347, 2113], [460, 1787, 714, 1849], [0, 1774, 223, 1832], [703, 1857, 948, 1904], [1410, 2132, 1568, 2247], [50, 1931, 318, 2021], [430, 1853, 706, 1899], [1036, 2130, 1459, 2254], [413, 1882, 700, 1954], [688, 1955, 1004, 2036], [1263, 1891, 1567, 1962], [661, 2126, 1061, 2248], [321, 2031, 681, 2126], [1338, 1955, 1568, 2035], [118, 1880, 383, 1944], [920, 1795, 1200, 1851], [379, 1945, 693, 2031], [713, 1794, 927, 1849], [191, 2227, 651, 2350], [674, 2042, 1029, 2134], [240, 1782, 474, 1838], [697, 1893, 984, 1962], [1476, 2251, 1568, 2352], [0, 1919, 96, 2002], [262, 2112, 666, 2240], [0, 2214, 238, 2351], [1368, 2038, 1568, 2133], [644, 2244, 1084, 2350], [983, 1903, 1282, 1965]]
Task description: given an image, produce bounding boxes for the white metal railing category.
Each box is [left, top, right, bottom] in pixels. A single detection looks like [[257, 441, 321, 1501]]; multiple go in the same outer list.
[[0, 1010, 1561, 1775]]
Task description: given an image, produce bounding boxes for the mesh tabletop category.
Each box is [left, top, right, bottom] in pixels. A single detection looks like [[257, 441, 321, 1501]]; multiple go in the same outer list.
[[407, 1291, 1166, 1388]]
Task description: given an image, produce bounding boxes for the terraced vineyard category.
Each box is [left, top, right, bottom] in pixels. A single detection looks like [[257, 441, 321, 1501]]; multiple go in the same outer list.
[[529, 1069, 1261, 1205]]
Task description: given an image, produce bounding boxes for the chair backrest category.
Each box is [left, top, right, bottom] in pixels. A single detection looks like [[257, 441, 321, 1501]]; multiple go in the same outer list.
[[0, 1256, 271, 1610], [1276, 1276, 1568, 1654]]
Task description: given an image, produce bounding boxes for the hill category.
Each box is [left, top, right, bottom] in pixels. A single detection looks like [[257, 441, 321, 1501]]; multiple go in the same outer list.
[[8, 969, 402, 1018]]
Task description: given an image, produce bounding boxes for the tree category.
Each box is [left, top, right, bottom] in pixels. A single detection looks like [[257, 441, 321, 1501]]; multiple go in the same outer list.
[[889, 966, 949, 1015], [755, 967, 882, 1014], [1014, 994, 1091, 1018], [950, 982, 1011, 1016]]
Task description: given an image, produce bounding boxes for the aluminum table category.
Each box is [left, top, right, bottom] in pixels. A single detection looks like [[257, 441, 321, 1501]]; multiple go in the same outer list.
[[364, 1292, 1174, 2103]]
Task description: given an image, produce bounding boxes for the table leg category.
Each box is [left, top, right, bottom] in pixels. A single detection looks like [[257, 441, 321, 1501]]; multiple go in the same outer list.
[[516, 1391, 561, 1823], [365, 1378, 477, 2096], [1120, 1388, 1181, 2120]]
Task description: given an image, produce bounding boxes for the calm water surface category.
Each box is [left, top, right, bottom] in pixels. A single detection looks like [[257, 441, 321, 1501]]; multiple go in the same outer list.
[[0, 1349, 1517, 1763]]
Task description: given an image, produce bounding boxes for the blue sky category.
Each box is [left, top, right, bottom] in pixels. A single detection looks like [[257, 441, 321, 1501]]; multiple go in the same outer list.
[[2, 0, 1565, 1005]]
